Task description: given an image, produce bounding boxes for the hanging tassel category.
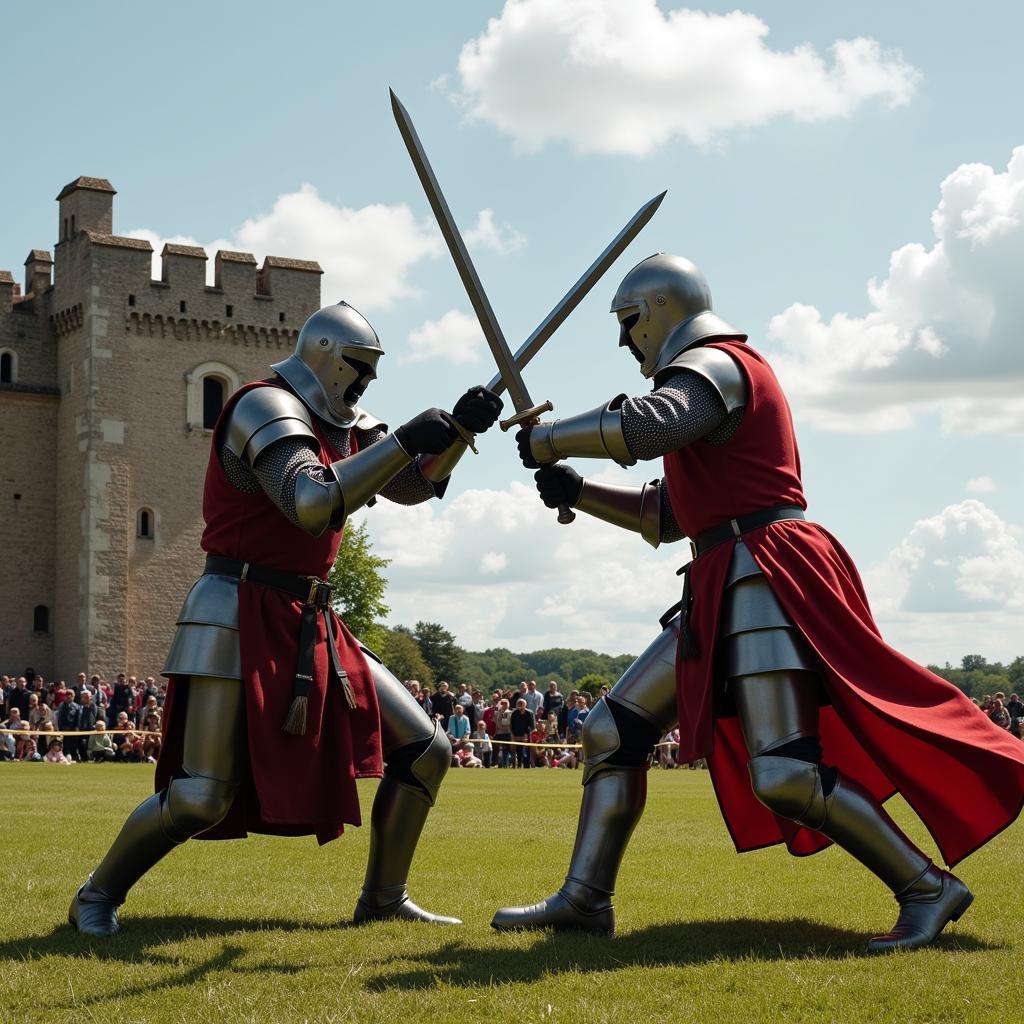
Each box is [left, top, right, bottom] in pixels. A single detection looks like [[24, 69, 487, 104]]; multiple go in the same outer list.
[[283, 676, 312, 735], [338, 669, 358, 710]]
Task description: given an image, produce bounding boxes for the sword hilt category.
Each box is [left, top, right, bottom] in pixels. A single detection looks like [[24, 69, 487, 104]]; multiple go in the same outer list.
[[499, 400, 554, 432], [503, 400, 576, 526]]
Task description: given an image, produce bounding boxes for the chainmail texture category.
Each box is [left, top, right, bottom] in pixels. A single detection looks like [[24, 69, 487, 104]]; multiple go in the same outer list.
[[621, 369, 745, 460], [224, 415, 434, 529], [658, 484, 685, 544]]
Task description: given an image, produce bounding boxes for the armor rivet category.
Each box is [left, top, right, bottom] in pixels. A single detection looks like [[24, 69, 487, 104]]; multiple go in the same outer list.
[[319, 337, 329, 346], [656, 294, 666, 305]]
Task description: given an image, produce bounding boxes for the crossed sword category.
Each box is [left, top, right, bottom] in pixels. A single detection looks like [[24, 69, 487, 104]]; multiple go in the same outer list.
[[391, 90, 664, 525]]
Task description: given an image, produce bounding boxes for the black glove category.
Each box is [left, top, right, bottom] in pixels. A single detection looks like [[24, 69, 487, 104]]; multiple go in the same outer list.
[[394, 409, 459, 456], [534, 464, 583, 509], [452, 386, 504, 434], [516, 425, 540, 469]]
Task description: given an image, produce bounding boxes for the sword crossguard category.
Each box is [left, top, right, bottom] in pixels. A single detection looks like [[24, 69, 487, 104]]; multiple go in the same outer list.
[[499, 400, 554, 433]]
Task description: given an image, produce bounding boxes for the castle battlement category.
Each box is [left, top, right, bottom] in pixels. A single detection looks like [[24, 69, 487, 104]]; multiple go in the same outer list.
[[0, 175, 323, 680]]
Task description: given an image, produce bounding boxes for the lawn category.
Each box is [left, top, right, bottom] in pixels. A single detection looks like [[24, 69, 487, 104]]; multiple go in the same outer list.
[[1, 763, 1021, 1024]]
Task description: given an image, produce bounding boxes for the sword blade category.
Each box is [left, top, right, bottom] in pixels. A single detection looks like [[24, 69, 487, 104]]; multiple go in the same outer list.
[[487, 190, 667, 396], [391, 89, 534, 412]]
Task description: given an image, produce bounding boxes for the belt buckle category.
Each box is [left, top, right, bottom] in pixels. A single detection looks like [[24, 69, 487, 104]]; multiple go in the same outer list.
[[689, 539, 698, 560], [305, 578, 321, 606]]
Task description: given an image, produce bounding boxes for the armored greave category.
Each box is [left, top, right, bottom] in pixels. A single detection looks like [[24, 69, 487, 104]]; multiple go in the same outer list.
[[492, 618, 680, 933], [354, 656, 460, 925], [69, 676, 245, 936], [735, 670, 972, 950]]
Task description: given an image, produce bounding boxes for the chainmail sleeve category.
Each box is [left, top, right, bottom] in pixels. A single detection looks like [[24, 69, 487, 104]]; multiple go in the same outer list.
[[250, 438, 330, 529], [357, 425, 436, 506], [620, 370, 737, 461], [659, 483, 685, 545]]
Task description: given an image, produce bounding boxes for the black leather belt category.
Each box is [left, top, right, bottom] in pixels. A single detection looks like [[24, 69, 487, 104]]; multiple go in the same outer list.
[[659, 506, 807, 659], [204, 555, 357, 733], [690, 505, 806, 559]]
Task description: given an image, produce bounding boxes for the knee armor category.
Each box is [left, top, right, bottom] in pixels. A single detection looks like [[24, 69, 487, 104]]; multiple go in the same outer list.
[[747, 755, 827, 829], [582, 698, 661, 784], [161, 771, 238, 842], [385, 722, 450, 806]]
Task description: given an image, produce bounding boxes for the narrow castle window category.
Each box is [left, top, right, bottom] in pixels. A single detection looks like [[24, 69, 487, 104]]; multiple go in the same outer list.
[[33, 605, 50, 635], [279, 312, 285, 323], [71, 215, 76, 234], [180, 300, 187, 314], [203, 376, 226, 429], [63, 217, 69, 240], [137, 507, 155, 539], [0, 352, 13, 384], [128, 294, 136, 307], [225, 304, 234, 318]]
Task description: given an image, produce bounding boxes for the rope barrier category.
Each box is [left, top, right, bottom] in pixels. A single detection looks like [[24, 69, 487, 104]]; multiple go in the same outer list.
[[0, 728, 163, 737]]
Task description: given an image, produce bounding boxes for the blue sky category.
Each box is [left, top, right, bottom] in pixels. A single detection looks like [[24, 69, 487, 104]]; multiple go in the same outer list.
[[3, 1, 1022, 663]]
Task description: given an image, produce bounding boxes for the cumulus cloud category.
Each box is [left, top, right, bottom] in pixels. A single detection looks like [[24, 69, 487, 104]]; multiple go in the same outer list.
[[454, 0, 919, 154], [966, 476, 997, 494], [354, 468, 681, 653], [863, 500, 1024, 662], [465, 208, 527, 254], [399, 309, 484, 366], [131, 184, 442, 312], [768, 147, 1024, 433]]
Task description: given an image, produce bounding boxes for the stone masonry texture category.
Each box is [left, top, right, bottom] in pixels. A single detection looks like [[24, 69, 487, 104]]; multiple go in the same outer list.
[[0, 176, 322, 680]]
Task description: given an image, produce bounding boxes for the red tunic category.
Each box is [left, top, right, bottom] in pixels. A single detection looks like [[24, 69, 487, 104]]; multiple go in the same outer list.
[[156, 380, 383, 845], [663, 341, 1024, 867]]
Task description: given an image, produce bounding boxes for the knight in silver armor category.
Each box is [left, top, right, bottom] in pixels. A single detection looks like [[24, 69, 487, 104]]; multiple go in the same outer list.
[[492, 255, 972, 952], [70, 301, 503, 937]]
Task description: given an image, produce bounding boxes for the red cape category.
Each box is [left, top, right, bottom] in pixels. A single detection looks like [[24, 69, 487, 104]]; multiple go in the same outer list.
[[665, 342, 1024, 866]]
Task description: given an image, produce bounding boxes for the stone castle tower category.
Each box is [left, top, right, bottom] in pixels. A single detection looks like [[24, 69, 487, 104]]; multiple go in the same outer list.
[[0, 176, 322, 679]]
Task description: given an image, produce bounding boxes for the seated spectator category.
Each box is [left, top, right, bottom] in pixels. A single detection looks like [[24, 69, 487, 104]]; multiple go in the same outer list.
[[27, 692, 53, 734], [87, 722, 115, 762], [45, 738, 73, 764], [530, 720, 550, 767], [472, 721, 493, 767], [13, 720, 38, 762], [455, 742, 482, 768], [551, 746, 577, 769], [2, 708, 23, 760]]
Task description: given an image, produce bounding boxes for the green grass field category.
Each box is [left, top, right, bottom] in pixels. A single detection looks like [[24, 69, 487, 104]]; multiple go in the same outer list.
[[2, 764, 1022, 1024]]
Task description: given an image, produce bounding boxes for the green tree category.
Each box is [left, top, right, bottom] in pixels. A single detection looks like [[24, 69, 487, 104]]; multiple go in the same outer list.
[[576, 673, 611, 699], [961, 654, 988, 672], [379, 628, 434, 687], [328, 519, 390, 640], [414, 621, 464, 682]]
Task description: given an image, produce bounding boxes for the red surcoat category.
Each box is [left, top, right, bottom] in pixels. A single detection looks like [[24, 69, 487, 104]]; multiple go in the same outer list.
[[663, 340, 1024, 866], [156, 380, 383, 845]]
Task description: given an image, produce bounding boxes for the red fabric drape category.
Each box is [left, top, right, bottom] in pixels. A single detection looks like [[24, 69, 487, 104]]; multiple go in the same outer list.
[[662, 343, 1024, 866]]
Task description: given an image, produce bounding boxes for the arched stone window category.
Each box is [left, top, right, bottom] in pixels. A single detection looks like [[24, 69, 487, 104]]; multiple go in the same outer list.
[[137, 507, 155, 539], [185, 361, 240, 432], [33, 605, 50, 635], [0, 349, 16, 384]]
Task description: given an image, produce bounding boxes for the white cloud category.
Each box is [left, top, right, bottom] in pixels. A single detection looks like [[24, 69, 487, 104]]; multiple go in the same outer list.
[[455, 0, 919, 155], [863, 500, 1024, 663], [479, 550, 509, 574], [360, 472, 681, 653], [768, 147, 1024, 433], [966, 476, 997, 494], [130, 183, 442, 313], [465, 209, 527, 254], [399, 309, 484, 366]]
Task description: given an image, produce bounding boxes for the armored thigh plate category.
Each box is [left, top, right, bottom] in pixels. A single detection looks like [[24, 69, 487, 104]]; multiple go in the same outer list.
[[719, 542, 817, 679], [606, 618, 681, 732], [162, 573, 241, 680]]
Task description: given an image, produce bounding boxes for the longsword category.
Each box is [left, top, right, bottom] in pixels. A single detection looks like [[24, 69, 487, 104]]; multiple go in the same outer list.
[[391, 89, 665, 524]]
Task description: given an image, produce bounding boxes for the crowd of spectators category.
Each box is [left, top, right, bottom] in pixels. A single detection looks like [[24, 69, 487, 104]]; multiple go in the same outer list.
[[1, 670, 165, 764], [406, 678, 692, 770], [975, 692, 1024, 736], [2, 667, 700, 772]]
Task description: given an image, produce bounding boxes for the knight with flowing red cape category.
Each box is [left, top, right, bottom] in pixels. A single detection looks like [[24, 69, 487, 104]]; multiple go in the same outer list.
[[493, 254, 1024, 951]]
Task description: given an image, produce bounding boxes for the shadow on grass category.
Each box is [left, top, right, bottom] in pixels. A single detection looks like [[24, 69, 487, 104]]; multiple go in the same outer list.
[[365, 917, 1001, 991], [0, 915, 352, 1010]]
